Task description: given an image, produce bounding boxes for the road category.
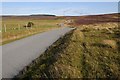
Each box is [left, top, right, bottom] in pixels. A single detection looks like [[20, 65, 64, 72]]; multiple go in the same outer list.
[[2, 27, 73, 78]]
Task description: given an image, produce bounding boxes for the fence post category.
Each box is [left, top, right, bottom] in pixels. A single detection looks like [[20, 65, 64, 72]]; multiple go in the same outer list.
[[4, 24, 6, 32]]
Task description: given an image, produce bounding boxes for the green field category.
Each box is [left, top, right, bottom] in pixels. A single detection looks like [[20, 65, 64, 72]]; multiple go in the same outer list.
[[1, 18, 63, 45], [16, 22, 120, 78]]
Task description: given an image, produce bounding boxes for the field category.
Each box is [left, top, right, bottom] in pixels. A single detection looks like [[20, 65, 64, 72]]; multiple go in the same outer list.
[[15, 13, 120, 78], [1, 16, 63, 45]]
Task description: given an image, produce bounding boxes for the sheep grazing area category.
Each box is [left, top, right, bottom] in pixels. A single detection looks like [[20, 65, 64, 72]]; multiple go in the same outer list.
[[1, 16, 63, 45], [16, 20, 120, 78]]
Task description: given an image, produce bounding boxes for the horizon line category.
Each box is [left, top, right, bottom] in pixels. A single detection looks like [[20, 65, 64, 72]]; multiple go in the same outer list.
[[1, 12, 119, 17]]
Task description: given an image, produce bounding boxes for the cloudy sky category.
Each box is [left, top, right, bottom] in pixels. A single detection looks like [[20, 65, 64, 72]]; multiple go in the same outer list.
[[2, 2, 118, 16]]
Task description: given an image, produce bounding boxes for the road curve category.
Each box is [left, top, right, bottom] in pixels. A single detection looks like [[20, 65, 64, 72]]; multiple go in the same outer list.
[[2, 27, 73, 78]]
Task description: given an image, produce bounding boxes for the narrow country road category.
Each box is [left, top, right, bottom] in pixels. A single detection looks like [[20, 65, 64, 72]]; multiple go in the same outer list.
[[2, 27, 73, 78]]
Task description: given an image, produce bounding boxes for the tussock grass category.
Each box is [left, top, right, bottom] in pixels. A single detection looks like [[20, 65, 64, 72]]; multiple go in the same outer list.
[[16, 22, 120, 79]]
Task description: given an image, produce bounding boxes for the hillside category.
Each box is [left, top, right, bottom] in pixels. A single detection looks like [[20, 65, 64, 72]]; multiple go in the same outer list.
[[66, 13, 120, 25]]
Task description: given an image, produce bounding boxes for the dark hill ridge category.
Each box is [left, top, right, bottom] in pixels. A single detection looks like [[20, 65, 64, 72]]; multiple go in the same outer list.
[[2, 13, 120, 22], [30, 14, 56, 16]]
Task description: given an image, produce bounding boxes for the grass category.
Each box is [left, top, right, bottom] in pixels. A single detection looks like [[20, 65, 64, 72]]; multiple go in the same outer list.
[[79, 23, 120, 78], [15, 22, 120, 79], [1, 19, 63, 45]]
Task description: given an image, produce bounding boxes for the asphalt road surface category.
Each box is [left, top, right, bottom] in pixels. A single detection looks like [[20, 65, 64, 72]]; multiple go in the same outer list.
[[2, 27, 73, 78]]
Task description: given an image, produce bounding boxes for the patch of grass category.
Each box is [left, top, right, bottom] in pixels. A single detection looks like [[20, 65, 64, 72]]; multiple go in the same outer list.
[[79, 23, 120, 78], [2, 19, 62, 45]]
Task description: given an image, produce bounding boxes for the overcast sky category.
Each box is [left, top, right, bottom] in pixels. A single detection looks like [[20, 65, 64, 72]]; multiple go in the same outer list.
[[2, 2, 118, 16]]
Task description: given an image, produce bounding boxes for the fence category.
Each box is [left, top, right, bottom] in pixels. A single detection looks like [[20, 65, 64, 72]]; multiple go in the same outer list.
[[2, 24, 34, 32]]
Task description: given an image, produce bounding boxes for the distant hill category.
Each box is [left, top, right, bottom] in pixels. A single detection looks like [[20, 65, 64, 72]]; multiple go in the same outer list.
[[2, 14, 57, 20], [30, 14, 56, 17]]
